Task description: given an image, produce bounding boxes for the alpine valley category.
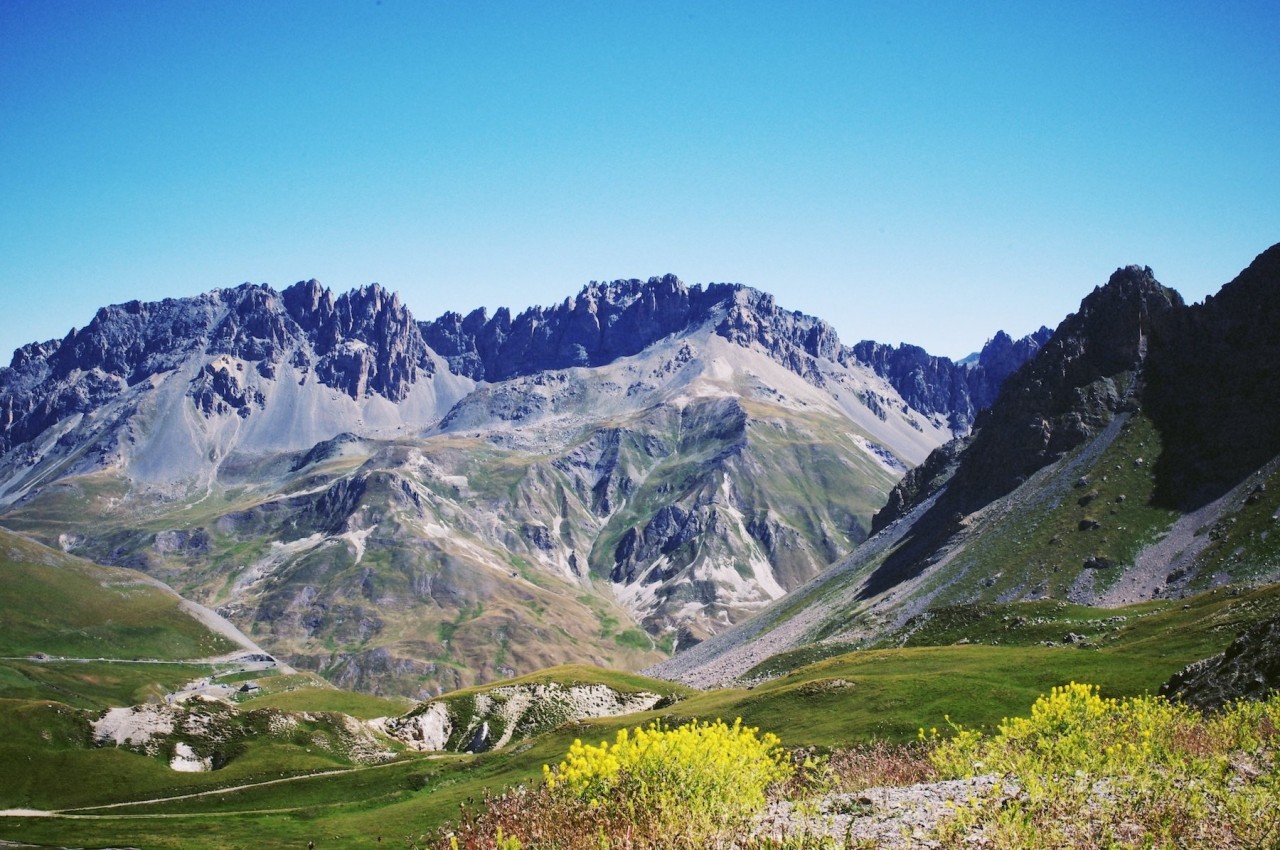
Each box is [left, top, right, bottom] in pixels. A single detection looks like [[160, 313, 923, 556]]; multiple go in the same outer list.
[[3, 245, 1280, 849]]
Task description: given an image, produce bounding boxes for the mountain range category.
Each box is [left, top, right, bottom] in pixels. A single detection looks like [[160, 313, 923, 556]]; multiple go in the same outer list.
[[4, 244, 1279, 850], [0, 273, 1049, 696]]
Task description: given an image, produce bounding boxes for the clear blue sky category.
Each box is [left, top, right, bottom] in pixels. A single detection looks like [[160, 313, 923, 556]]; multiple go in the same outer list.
[[2, 1, 1277, 363]]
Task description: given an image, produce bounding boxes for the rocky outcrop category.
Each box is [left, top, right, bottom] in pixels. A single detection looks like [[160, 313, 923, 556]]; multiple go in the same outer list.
[[874, 244, 1280, 541], [1161, 615, 1280, 710], [871, 436, 970, 534], [282, 280, 434, 402], [380, 681, 665, 753]]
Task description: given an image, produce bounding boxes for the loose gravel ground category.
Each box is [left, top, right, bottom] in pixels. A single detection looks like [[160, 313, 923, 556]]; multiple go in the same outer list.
[[757, 775, 1013, 848]]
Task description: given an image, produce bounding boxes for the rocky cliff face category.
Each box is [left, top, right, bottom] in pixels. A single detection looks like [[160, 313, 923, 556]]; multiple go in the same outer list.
[[1144, 243, 1280, 509]]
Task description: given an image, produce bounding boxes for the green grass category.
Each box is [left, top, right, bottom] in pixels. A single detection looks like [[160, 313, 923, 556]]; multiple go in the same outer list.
[[873, 581, 1280, 667], [614, 628, 652, 650], [742, 641, 861, 680], [0, 590, 1272, 850], [0, 659, 222, 708], [0, 529, 237, 661], [421, 664, 693, 705], [240, 684, 411, 719], [674, 644, 1175, 746], [929, 413, 1181, 604]]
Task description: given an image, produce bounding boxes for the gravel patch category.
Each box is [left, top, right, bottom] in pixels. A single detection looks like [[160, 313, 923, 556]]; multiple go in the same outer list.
[[756, 775, 1013, 848]]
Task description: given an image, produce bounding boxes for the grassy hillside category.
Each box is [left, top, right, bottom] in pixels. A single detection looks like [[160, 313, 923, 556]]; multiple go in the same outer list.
[[2, 504, 1276, 850], [6, 578, 1277, 849], [0, 528, 237, 660]]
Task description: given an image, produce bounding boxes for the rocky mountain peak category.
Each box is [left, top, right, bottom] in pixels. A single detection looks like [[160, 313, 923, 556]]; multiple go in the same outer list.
[[0, 280, 440, 457], [850, 325, 1053, 432], [1061, 265, 1183, 376], [283, 280, 434, 402], [421, 274, 703, 382], [872, 265, 1183, 541], [421, 274, 1044, 434], [974, 327, 1054, 386]]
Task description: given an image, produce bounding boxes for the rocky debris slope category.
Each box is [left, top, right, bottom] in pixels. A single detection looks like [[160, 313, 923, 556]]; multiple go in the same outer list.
[[757, 775, 1011, 849]]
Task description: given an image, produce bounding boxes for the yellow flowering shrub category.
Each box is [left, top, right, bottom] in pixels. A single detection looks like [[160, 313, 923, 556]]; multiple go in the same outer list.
[[926, 683, 1280, 848], [543, 718, 792, 843], [929, 681, 1199, 778]]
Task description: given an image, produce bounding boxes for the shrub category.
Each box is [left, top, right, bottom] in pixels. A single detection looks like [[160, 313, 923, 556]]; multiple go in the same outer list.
[[545, 717, 792, 842], [430, 718, 792, 850], [926, 682, 1280, 848]]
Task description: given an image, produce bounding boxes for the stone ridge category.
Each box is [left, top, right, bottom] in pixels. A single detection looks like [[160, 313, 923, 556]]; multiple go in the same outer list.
[[1, 271, 1049, 459], [851, 328, 1053, 431], [422, 274, 1046, 431], [0, 280, 434, 453], [943, 266, 1183, 515], [421, 274, 704, 381], [421, 273, 860, 388], [279, 280, 435, 402]]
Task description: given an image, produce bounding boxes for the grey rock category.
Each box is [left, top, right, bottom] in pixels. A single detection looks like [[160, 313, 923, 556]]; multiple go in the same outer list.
[[1161, 615, 1280, 710]]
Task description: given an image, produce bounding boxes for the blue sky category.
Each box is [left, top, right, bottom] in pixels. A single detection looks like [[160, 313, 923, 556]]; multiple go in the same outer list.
[[2, 1, 1277, 362]]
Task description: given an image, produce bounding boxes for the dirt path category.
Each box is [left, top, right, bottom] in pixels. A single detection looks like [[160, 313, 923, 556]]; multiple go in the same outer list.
[[0, 755, 438, 820]]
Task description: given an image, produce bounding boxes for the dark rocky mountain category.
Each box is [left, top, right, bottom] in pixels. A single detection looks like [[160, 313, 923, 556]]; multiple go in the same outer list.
[[850, 327, 1053, 431], [422, 274, 1049, 433], [0, 281, 433, 454], [874, 244, 1280, 537], [864, 266, 1185, 603], [651, 243, 1280, 688], [1144, 243, 1280, 509]]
